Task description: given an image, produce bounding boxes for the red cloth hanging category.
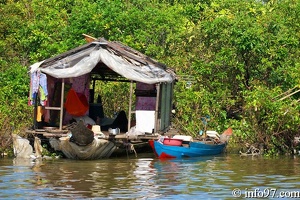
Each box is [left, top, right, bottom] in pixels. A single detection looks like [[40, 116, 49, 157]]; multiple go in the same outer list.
[[64, 88, 89, 117]]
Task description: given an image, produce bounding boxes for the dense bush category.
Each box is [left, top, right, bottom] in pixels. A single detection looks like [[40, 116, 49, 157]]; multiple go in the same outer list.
[[0, 0, 299, 155]]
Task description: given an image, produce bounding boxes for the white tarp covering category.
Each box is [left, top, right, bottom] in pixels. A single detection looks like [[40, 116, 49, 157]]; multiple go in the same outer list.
[[98, 48, 174, 84], [39, 48, 101, 78], [30, 47, 174, 84]]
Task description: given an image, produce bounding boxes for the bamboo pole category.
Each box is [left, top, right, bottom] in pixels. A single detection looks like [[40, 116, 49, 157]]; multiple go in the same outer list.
[[82, 33, 97, 43], [273, 86, 297, 100], [279, 89, 300, 101]]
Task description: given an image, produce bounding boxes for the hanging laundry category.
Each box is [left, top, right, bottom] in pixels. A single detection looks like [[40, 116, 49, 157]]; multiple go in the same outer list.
[[29, 71, 48, 106], [37, 106, 43, 122]]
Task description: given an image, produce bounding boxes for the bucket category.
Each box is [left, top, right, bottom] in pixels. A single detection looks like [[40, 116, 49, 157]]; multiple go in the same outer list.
[[108, 128, 120, 135]]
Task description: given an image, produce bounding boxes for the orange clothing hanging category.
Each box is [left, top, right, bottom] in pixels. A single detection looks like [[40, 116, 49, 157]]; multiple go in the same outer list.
[[64, 88, 89, 117], [36, 106, 43, 122]]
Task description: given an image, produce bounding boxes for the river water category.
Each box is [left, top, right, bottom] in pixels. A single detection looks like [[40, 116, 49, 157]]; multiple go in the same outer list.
[[1, 153, 300, 199]]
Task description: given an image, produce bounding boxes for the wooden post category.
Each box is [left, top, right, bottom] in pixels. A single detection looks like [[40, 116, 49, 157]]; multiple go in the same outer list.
[[154, 83, 160, 133], [59, 79, 65, 130], [128, 81, 133, 132], [33, 93, 38, 129]]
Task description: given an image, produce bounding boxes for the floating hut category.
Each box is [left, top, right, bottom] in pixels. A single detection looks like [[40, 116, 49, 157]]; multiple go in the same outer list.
[[25, 36, 176, 159]]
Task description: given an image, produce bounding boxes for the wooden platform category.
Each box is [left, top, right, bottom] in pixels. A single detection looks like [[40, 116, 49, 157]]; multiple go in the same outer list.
[[26, 129, 68, 137], [25, 128, 159, 141]]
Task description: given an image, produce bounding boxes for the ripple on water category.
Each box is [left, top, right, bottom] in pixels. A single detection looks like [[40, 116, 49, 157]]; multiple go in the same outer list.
[[0, 155, 300, 199]]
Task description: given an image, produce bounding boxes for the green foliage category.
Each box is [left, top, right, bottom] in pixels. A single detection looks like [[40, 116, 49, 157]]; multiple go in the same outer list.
[[94, 81, 131, 118], [0, 65, 32, 132], [0, 0, 300, 156], [41, 144, 63, 158], [242, 86, 300, 154], [173, 0, 300, 154]]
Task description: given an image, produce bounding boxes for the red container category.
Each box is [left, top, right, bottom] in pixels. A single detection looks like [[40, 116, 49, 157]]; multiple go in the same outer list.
[[163, 138, 183, 146]]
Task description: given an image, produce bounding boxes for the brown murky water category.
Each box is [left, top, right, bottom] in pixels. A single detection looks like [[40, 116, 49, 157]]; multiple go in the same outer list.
[[1, 153, 300, 199]]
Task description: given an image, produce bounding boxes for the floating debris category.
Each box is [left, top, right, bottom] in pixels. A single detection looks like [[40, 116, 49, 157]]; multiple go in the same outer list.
[[239, 145, 261, 156]]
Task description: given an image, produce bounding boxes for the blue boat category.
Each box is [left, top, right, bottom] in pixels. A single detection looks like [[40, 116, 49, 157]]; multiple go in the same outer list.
[[149, 128, 232, 159]]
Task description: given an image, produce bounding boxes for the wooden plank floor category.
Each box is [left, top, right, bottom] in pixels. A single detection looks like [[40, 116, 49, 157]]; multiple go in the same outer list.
[[25, 129, 160, 141]]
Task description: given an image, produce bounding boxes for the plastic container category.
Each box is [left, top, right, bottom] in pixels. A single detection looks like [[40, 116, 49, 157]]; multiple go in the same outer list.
[[108, 128, 120, 135], [163, 138, 183, 146]]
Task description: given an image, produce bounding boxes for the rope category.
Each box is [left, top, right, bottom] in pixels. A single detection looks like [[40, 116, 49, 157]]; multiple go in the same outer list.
[[128, 143, 137, 157]]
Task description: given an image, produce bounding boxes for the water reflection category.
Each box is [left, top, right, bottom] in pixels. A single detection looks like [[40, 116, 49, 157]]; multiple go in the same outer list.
[[0, 154, 300, 199]]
